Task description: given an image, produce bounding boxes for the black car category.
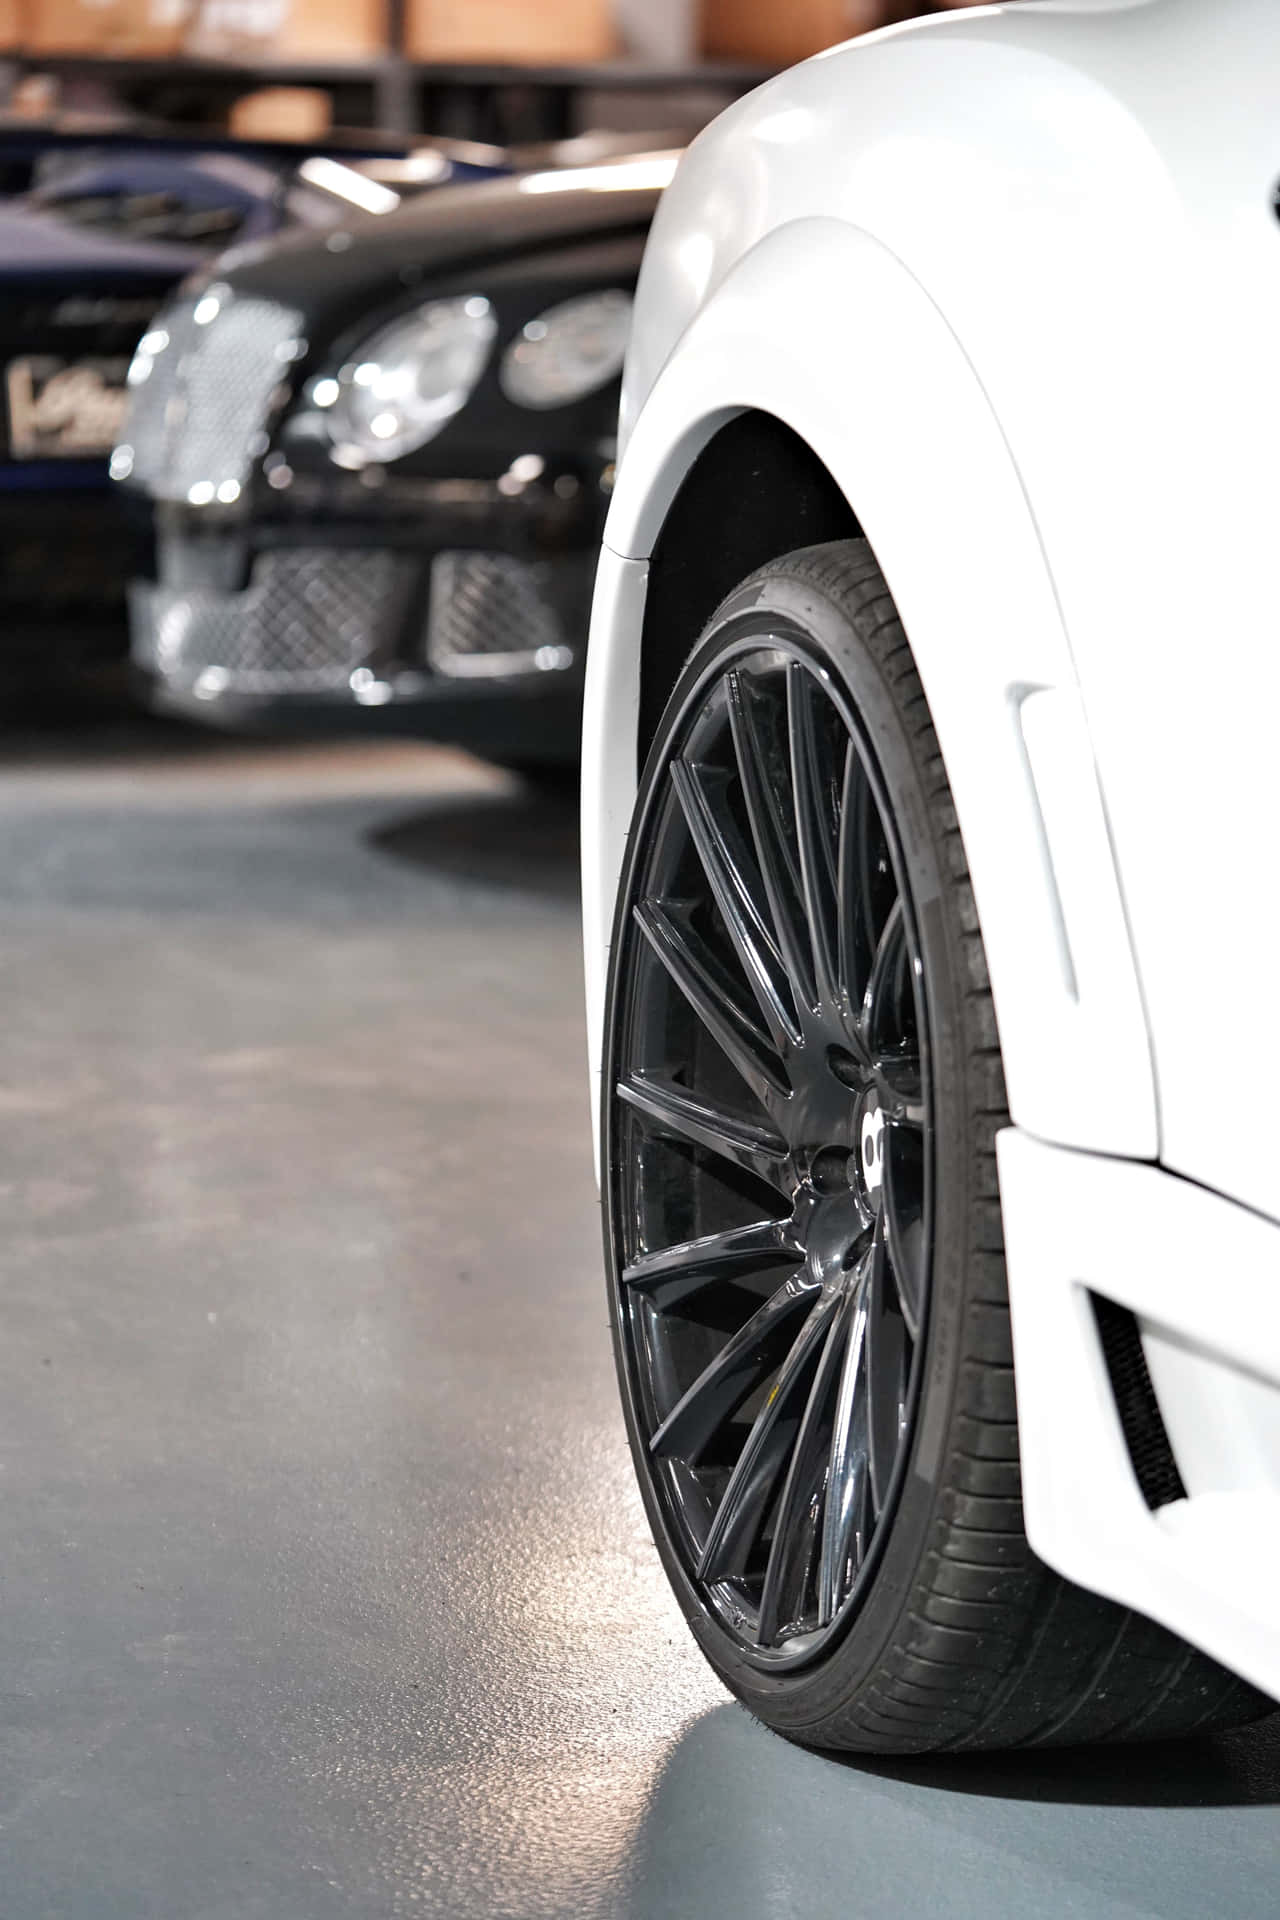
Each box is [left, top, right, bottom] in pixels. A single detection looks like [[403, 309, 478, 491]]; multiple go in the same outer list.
[[0, 121, 502, 685], [119, 151, 676, 766]]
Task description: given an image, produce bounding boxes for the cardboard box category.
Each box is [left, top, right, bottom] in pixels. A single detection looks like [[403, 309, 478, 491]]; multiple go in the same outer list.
[[700, 0, 885, 63], [23, 0, 192, 55], [270, 0, 384, 55], [228, 82, 332, 136], [186, 0, 385, 59], [405, 0, 615, 64]]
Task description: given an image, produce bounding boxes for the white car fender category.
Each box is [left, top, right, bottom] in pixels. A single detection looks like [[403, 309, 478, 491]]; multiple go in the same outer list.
[[584, 213, 1156, 1165]]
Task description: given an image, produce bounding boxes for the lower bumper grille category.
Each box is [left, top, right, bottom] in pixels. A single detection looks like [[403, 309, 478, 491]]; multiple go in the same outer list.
[[425, 550, 580, 678], [132, 540, 591, 705], [131, 549, 415, 694]]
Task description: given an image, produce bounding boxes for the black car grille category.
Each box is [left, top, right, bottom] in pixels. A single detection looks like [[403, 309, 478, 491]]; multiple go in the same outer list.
[[121, 289, 304, 504]]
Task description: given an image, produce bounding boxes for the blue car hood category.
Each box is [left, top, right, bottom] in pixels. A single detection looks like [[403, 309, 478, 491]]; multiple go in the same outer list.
[[0, 203, 199, 282]]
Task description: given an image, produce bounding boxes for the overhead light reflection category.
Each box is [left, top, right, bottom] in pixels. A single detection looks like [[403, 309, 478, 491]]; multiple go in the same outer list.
[[299, 156, 402, 216], [755, 106, 817, 144], [518, 154, 680, 196]]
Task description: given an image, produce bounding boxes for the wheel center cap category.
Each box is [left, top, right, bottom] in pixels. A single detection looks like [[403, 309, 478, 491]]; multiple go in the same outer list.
[[858, 1088, 885, 1207]]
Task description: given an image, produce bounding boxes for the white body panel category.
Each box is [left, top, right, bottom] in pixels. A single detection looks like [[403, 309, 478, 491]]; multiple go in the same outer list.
[[587, 219, 1157, 1161], [998, 1128, 1280, 1700], [584, 0, 1280, 1692]]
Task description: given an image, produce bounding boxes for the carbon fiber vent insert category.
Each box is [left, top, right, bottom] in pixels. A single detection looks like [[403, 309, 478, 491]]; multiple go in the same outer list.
[[1091, 1294, 1187, 1510]]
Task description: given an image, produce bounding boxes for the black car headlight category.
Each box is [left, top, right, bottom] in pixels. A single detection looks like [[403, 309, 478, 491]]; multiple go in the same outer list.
[[324, 295, 497, 464], [499, 290, 633, 410]]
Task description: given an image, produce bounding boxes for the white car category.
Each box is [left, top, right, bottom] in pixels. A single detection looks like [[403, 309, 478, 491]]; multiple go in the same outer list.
[[581, 0, 1280, 1752]]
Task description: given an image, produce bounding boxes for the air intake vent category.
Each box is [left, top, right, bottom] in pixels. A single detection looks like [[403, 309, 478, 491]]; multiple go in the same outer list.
[[1090, 1294, 1187, 1510]]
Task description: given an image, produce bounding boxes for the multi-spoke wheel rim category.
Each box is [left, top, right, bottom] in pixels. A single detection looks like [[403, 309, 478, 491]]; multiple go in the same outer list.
[[608, 629, 934, 1668]]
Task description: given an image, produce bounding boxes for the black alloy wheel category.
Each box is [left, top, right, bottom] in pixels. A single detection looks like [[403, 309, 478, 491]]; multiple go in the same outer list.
[[602, 540, 1269, 1751], [611, 618, 929, 1664]]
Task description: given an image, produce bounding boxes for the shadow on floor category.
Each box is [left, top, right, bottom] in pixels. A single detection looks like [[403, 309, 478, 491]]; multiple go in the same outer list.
[[848, 1708, 1280, 1810], [620, 1702, 1280, 1920], [0, 699, 210, 766], [368, 787, 581, 905]]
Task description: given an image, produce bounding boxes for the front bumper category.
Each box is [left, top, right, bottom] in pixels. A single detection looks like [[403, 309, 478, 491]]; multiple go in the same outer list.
[[130, 505, 593, 758], [998, 1128, 1280, 1702]]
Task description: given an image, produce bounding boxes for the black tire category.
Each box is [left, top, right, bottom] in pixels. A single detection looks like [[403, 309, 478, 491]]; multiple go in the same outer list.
[[602, 538, 1269, 1753]]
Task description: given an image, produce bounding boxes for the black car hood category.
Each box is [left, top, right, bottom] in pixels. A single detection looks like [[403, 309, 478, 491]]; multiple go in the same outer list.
[[215, 154, 676, 324]]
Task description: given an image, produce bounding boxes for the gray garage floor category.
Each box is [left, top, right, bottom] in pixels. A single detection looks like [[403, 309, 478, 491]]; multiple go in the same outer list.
[[1, 721, 1278, 1920]]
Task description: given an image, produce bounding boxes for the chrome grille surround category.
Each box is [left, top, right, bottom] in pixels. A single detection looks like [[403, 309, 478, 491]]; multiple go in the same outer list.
[[131, 549, 415, 694], [119, 289, 304, 505]]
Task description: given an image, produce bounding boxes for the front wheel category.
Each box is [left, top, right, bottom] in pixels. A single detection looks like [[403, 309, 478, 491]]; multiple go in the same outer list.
[[601, 539, 1265, 1752]]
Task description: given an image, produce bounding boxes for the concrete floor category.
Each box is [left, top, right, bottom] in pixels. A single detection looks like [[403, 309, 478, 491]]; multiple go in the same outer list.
[[1, 720, 1278, 1920]]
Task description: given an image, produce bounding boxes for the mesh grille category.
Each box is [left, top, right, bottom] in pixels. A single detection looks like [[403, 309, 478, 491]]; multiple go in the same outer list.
[[121, 292, 303, 503], [1091, 1294, 1188, 1510], [425, 550, 575, 678], [132, 549, 415, 693]]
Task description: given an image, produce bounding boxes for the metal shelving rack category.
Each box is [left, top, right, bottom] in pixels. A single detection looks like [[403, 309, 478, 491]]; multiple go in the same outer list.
[[2, 45, 768, 141]]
